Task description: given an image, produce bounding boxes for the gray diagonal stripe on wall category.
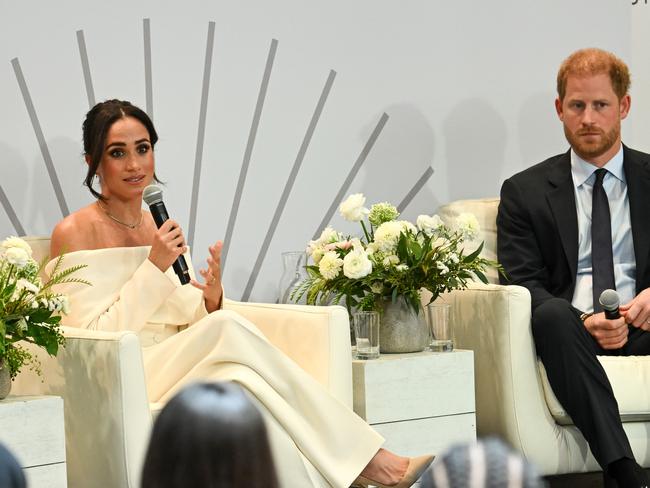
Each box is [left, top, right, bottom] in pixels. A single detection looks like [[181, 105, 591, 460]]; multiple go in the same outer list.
[[187, 21, 216, 249], [312, 112, 389, 240], [397, 166, 434, 213], [221, 38, 278, 272], [143, 18, 154, 120], [76, 30, 96, 109], [240, 69, 337, 301], [0, 184, 26, 236], [11, 58, 69, 217]]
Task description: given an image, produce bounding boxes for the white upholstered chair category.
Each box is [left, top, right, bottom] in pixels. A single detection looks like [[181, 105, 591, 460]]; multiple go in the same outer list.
[[437, 198, 650, 476], [11, 236, 353, 488]]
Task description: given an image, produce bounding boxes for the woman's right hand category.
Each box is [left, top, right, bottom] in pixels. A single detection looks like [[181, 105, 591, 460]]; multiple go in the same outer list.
[[148, 219, 188, 272]]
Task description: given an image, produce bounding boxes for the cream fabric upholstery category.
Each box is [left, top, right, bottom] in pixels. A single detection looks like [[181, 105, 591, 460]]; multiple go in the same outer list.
[[10, 236, 353, 488], [437, 199, 650, 475]]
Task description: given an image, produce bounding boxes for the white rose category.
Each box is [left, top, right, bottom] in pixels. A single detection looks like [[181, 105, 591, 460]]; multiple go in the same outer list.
[[416, 214, 444, 236], [339, 193, 369, 222], [318, 251, 343, 280], [0, 236, 33, 257], [343, 248, 373, 279], [373, 221, 403, 252], [4, 247, 29, 268], [456, 213, 480, 240]]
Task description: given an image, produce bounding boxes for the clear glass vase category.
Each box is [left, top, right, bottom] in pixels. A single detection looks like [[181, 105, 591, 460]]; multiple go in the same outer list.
[[278, 251, 308, 304]]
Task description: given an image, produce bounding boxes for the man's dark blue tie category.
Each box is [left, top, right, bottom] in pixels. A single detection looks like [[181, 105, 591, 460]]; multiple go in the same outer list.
[[592, 168, 616, 312]]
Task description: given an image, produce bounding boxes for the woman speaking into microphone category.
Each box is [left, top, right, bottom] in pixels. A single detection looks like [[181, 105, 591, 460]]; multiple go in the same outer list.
[[48, 99, 433, 488]]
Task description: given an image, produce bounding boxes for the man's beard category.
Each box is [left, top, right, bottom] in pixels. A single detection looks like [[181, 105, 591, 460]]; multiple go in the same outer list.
[[564, 123, 620, 161]]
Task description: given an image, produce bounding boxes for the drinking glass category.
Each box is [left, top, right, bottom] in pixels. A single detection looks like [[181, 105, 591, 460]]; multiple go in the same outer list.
[[426, 303, 453, 352], [353, 311, 380, 359]]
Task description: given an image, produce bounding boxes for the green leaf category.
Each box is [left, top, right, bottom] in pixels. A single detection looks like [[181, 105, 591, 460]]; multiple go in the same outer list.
[[463, 242, 484, 263]]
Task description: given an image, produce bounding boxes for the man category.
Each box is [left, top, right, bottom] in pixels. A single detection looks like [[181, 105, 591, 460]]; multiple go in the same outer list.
[[497, 48, 650, 488]]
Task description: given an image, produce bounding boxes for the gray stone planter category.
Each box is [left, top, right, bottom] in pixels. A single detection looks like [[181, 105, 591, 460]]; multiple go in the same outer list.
[[379, 297, 429, 353]]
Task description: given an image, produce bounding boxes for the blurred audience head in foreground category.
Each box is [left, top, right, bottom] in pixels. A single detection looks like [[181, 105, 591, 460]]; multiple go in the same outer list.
[[141, 381, 278, 488], [421, 438, 545, 488]]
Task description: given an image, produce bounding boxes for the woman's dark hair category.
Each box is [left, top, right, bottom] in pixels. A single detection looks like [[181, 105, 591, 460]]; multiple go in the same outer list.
[[0, 443, 26, 488], [141, 382, 279, 488], [82, 99, 161, 200]]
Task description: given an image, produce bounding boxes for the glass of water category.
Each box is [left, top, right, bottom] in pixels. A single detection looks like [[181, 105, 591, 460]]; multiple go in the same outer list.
[[353, 311, 380, 359], [426, 303, 453, 352]]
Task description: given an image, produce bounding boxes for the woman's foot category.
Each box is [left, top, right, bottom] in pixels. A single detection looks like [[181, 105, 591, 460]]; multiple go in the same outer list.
[[359, 448, 409, 486]]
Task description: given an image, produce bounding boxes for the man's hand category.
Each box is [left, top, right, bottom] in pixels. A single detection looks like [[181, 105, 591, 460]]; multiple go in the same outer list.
[[620, 288, 650, 330], [583, 312, 628, 349]]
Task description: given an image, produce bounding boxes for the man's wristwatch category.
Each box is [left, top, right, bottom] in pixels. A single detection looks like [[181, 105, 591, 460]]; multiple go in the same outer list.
[[580, 312, 593, 322]]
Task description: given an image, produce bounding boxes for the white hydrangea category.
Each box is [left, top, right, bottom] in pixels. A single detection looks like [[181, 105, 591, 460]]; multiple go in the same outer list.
[[373, 221, 403, 252], [4, 247, 30, 268], [318, 251, 343, 280], [416, 214, 444, 236], [0, 236, 33, 257], [339, 193, 370, 222], [456, 213, 480, 240], [343, 248, 373, 279]]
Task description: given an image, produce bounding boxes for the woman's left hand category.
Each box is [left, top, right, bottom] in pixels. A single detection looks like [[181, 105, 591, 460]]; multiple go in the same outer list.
[[191, 241, 223, 313]]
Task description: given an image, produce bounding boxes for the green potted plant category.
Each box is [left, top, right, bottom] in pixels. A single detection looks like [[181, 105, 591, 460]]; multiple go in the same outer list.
[[0, 236, 89, 398]]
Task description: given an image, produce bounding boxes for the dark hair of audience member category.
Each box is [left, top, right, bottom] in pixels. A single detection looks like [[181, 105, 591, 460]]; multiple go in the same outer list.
[[0, 443, 26, 488], [141, 381, 278, 488], [82, 99, 162, 201]]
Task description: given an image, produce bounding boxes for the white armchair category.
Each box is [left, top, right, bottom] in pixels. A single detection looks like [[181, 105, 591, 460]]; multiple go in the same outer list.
[[11, 236, 353, 488], [437, 198, 650, 476]]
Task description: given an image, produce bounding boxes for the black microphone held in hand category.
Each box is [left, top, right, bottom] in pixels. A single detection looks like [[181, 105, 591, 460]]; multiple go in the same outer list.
[[142, 184, 191, 285], [599, 289, 620, 320]]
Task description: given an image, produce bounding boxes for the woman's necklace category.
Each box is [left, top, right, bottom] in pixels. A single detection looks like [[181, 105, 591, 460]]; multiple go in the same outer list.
[[96, 201, 143, 230]]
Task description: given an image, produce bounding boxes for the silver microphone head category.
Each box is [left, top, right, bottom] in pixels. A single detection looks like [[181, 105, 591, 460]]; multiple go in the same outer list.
[[142, 184, 163, 206], [599, 289, 620, 312]]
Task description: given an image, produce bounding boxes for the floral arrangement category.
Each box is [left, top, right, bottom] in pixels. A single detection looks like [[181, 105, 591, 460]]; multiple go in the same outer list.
[[0, 236, 89, 379], [292, 194, 498, 314]]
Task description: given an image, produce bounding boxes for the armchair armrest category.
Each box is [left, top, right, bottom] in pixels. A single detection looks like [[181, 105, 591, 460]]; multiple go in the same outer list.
[[445, 284, 562, 458], [223, 299, 353, 407], [12, 326, 151, 488]]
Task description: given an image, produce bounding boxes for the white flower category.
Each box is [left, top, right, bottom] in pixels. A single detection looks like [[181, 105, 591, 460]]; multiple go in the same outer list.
[[382, 255, 400, 267], [437, 262, 450, 275], [318, 226, 340, 244], [58, 295, 70, 314], [0, 236, 32, 257], [311, 248, 325, 265], [449, 253, 459, 264], [370, 282, 384, 293], [399, 220, 417, 235], [4, 247, 30, 268], [339, 194, 369, 222], [416, 214, 444, 236], [396, 264, 409, 272], [318, 251, 343, 280], [374, 221, 403, 252], [343, 248, 373, 279], [456, 213, 480, 240], [16, 278, 39, 294]]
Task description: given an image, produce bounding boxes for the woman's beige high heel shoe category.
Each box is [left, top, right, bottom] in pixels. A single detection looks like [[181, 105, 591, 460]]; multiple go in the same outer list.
[[351, 454, 434, 488]]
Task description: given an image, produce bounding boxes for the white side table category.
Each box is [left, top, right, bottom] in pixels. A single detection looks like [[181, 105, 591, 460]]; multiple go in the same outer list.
[[0, 395, 66, 488], [352, 349, 476, 457]]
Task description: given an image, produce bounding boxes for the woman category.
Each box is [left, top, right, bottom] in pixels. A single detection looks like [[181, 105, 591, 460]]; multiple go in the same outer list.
[[141, 381, 279, 488], [49, 99, 433, 488]]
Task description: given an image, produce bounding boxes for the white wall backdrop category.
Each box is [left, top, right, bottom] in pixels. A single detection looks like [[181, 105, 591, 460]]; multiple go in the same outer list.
[[0, 0, 644, 302]]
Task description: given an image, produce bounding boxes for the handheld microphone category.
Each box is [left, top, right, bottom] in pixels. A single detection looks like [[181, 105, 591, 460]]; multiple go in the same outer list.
[[599, 289, 620, 320], [142, 184, 191, 285]]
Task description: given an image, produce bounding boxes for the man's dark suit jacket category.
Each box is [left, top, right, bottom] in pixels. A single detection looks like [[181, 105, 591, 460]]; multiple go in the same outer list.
[[497, 145, 650, 313]]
